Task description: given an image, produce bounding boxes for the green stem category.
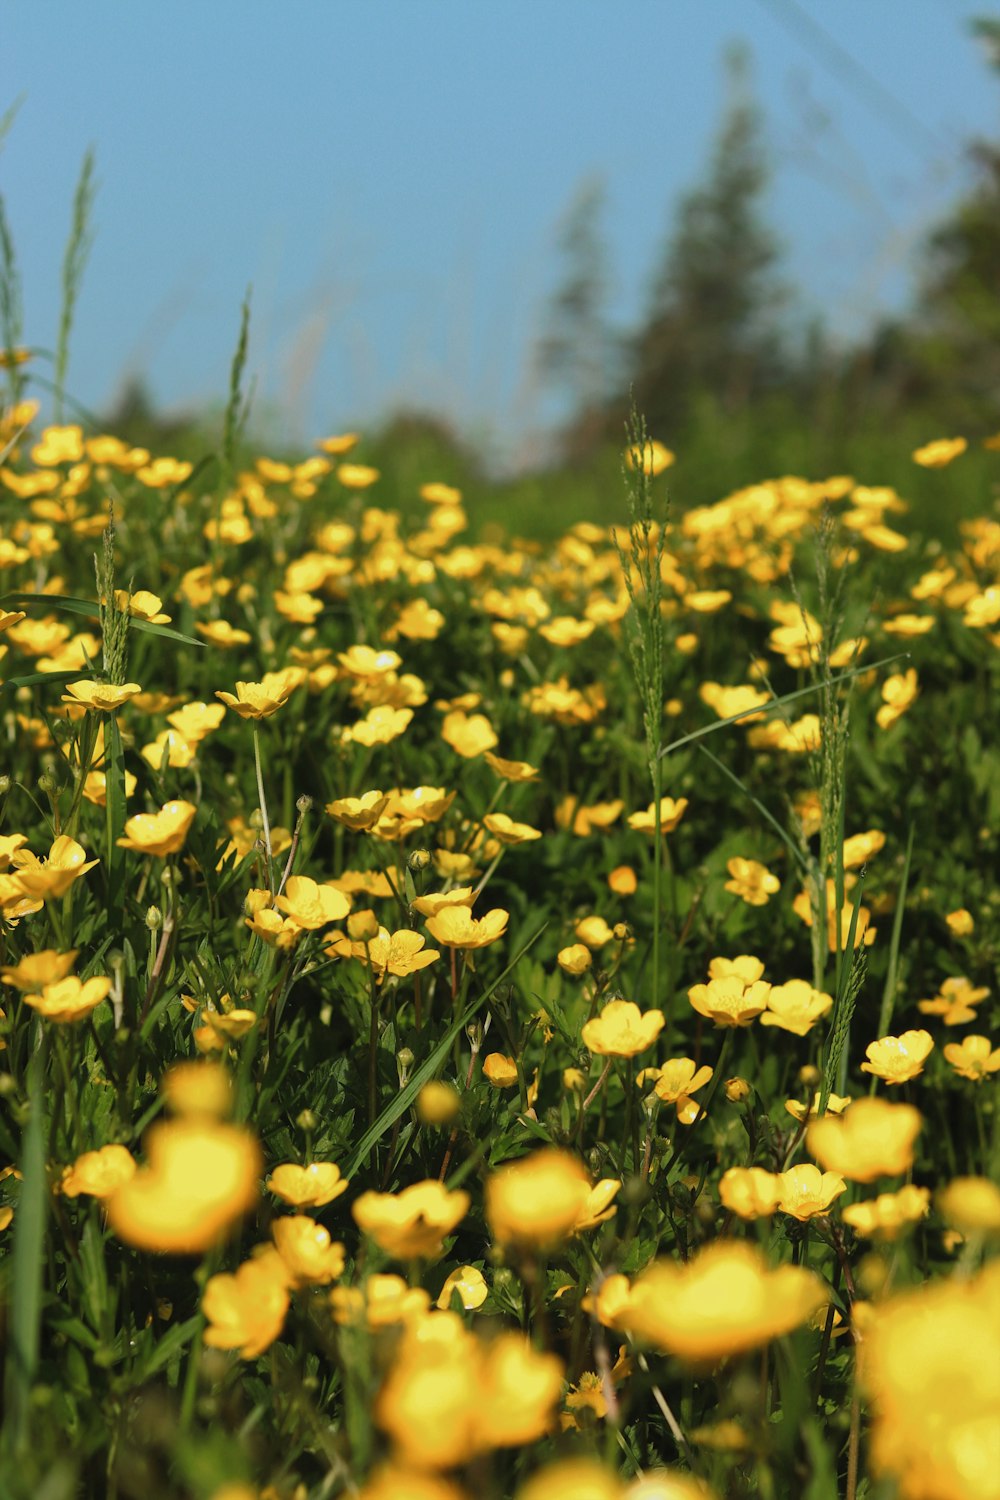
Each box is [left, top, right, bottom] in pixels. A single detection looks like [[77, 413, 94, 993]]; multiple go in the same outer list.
[[252, 723, 274, 894]]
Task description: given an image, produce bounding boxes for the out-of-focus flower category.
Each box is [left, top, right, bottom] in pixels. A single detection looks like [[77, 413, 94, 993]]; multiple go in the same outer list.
[[0, 949, 78, 990], [558, 943, 592, 975], [912, 435, 967, 467], [272, 1215, 345, 1285], [807, 1097, 922, 1182], [719, 1167, 782, 1220], [24, 974, 110, 1024], [858, 1260, 1000, 1500], [842, 1184, 930, 1241], [622, 1240, 825, 1362], [573, 1179, 622, 1234], [876, 668, 918, 730], [785, 1091, 851, 1123], [483, 812, 541, 845], [918, 976, 990, 1025], [483, 750, 540, 782], [331, 1275, 432, 1330], [416, 1080, 461, 1125], [352, 1180, 469, 1258], [937, 1177, 1000, 1234], [945, 907, 974, 937], [627, 797, 688, 835], [861, 1030, 934, 1085], [624, 439, 674, 476], [486, 1149, 592, 1248], [724, 857, 780, 906], [441, 709, 498, 758], [107, 1119, 261, 1253], [582, 999, 664, 1057], [161, 1061, 233, 1118]]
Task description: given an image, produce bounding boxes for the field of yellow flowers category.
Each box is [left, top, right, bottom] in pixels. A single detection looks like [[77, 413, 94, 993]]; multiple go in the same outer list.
[[0, 374, 998, 1499]]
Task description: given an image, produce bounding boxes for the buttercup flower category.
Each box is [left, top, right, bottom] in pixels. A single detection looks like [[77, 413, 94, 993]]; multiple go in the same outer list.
[[61, 1145, 136, 1199], [160, 1061, 234, 1118], [628, 797, 688, 835], [943, 1033, 1000, 1082], [486, 1149, 592, 1248], [842, 1184, 930, 1240], [573, 1179, 622, 1233], [24, 975, 111, 1024], [267, 1161, 348, 1208], [202, 1251, 290, 1359], [652, 1058, 714, 1124], [760, 980, 834, 1037], [785, 1091, 851, 1122], [272, 1215, 345, 1285], [582, 999, 665, 1057], [912, 435, 967, 466], [483, 811, 542, 845], [117, 800, 196, 858], [724, 857, 780, 906], [937, 1177, 1000, 1234], [107, 1119, 261, 1253], [945, 907, 974, 936], [331, 1275, 432, 1329], [425, 906, 509, 949], [622, 1240, 825, 1362], [807, 1096, 922, 1182], [216, 668, 303, 719], [776, 1163, 847, 1220], [719, 1167, 782, 1220], [352, 1180, 469, 1258], [325, 790, 389, 830], [688, 975, 770, 1028], [441, 709, 498, 757], [275, 875, 351, 930], [0, 949, 78, 990], [483, 750, 540, 782], [437, 1264, 489, 1310], [861, 1029, 934, 1085], [483, 1053, 519, 1088], [10, 836, 98, 899], [61, 680, 143, 712], [558, 943, 592, 975], [918, 975, 990, 1025]]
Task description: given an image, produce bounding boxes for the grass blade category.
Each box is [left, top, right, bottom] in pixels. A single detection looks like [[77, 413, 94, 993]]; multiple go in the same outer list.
[[877, 821, 915, 1039], [697, 742, 812, 875], [4, 1036, 49, 1451]]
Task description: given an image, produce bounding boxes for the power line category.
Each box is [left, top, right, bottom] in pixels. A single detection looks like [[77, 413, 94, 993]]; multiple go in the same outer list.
[[751, 0, 956, 161]]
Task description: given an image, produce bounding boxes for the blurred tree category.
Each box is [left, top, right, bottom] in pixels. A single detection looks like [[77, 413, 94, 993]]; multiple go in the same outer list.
[[535, 174, 615, 460], [627, 45, 787, 437]]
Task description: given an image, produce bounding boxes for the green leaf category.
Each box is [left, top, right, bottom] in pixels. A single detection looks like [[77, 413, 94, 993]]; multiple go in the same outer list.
[[129, 618, 205, 647], [344, 919, 548, 1178]]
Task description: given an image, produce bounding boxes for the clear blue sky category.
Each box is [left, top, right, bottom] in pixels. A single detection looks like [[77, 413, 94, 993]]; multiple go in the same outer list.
[[4, 1, 998, 465]]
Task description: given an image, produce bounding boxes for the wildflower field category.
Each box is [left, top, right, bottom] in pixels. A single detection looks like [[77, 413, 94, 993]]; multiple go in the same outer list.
[[0, 343, 998, 1500]]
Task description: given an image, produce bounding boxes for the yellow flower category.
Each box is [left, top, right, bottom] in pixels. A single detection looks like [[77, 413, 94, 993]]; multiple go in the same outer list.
[[160, 1061, 234, 1118], [688, 975, 770, 1028], [272, 1215, 345, 1285], [347, 926, 440, 982], [652, 1058, 713, 1124], [61, 1145, 136, 1199], [517, 1458, 622, 1500], [274, 875, 351, 930], [483, 750, 540, 782], [724, 857, 780, 906], [860, 1029, 934, 1085], [195, 618, 252, 648], [141, 729, 196, 770], [107, 1119, 261, 1254], [575, 915, 615, 948], [331, 1274, 432, 1330], [216, 668, 303, 719], [325, 790, 389, 830], [842, 1184, 930, 1241], [352, 1180, 469, 1258], [912, 435, 967, 467], [785, 1091, 851, 1122], [943, 1034, 1000, 1082], [483, 811, 541, 845], [573, 1179, 622, 1234], [347, 704, 413, 746], [608, 864, 637, 895], [859, 1261, 1000, 1500], [416, 1080, 461, 1125], [245, 908, 303, 949], [918, 975, 990, 1025], [624, 438, 674, 476], [627, 797, 688, 835], [0, 949, 78, 990], [437, 1264, 489, 1310], [841, 829, 886, 868], [485, 1148, 591, 1248], [10, 836, 98, 898], [623, 1240, 825, 1363], [113, 589, 170, 623], [937, 1176, 1000, 1234], [875, 668, 919, 730], [166, 700, 226, 742], [807, 1096, 922, 1182], [473, 1333, 566, 1449], [555, 797, 623, 836], [582, 998, 664, 1057], [202, 1251, 290, 1359], [61, 680, 143, 711], [82, 768, 139, 805], [24, 974, 111, 1024], [117, 800, 196, 857], [357, 1468, 468, 1500], [759, 980, 834, 1037], [558, 943, 592, 975], [719, 1167, 782, 1220], [337, 462, 379, 488], [482, 1053, 519, 1088], [441, 709, 498, 758], [267, 1161, 348, 1208], [776, 1164, 846, 1220], [945, 907, 974, 936], [425, 906, 509, 950]]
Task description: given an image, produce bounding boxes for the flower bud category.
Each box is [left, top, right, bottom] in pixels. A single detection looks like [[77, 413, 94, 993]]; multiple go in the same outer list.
[[725, 1077, 751, 1102], [145, 905, 163, 932], [397, 1047, 415, 1087], [295, 794, 313, 816], [798, 1064, 820, 1087], [407, 848, 431, 872], [296, 1109, 317, 1133]]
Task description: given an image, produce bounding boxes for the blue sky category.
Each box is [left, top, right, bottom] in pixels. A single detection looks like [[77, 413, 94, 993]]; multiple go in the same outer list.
[[4, 1, 998, 464]]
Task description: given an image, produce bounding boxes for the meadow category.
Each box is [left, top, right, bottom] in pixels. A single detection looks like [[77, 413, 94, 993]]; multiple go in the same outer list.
[[0, 342, 998, 1500]]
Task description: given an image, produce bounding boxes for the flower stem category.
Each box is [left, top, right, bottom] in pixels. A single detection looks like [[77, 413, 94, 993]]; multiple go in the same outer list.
[[252, 723, 274, 894]]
